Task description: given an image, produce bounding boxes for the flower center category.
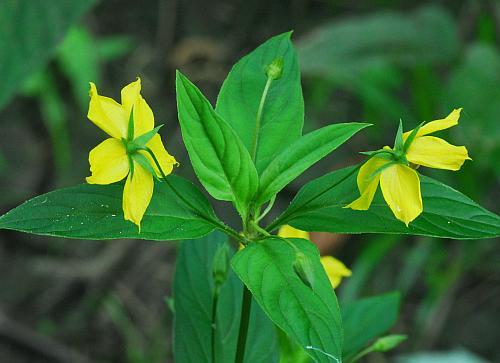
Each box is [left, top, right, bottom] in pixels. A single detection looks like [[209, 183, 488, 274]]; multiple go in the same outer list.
[[123, 139, 142, 155], [392, 150, 408, 165]]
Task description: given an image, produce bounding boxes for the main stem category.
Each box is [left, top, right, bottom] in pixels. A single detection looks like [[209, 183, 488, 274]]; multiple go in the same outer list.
[[235, 76, 275, 361], [234, 284, 252, 363], [233, 205, 261, 363]]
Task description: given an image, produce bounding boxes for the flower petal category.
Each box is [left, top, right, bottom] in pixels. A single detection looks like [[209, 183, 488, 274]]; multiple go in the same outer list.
[[120, 78, 156, 139], [141, 134, 177, 177], [406, 136, 471, 171], [123, 160, 154, 228], [121, 78, 141, 119], [133, 95, 155, 138], [88, 82, 127, 139], [345, 156, 389, 210], [86, 138, 129, 184], [379, 164, 422, 226], [403, 108, 462, 139], [278, 225, 310, 239], [320, 256, 352, 288]]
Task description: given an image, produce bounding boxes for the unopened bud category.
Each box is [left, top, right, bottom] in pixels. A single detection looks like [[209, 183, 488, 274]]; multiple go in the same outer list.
[[293, 252, 315, 289], [266, 57, 284, 80], [372, 335, 407, 352], [212, 243, 230, 287]]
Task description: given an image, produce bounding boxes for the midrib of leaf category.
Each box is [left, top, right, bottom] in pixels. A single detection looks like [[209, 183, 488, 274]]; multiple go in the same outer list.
[[240, 241, 339, 361], [307, 207, 496, 236], [161, 178, 224, 232], [181, 78, 247, 209], [284, 183, 499, 236], [270, 168, 499, 238]]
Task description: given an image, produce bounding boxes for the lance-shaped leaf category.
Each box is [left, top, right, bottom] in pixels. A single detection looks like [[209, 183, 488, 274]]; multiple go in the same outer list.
[[267, 165, 500, 239], [255, 122, 370, 205], [216, 32, 304, 173], [176, 71, 258, 219], [342, 292, 400, 358], [0, 175, 218, 241], [174, 232, 278, 363], [298, 6, 459, 80], [232, 237, 343, 363], [0, 0, 97, 110]]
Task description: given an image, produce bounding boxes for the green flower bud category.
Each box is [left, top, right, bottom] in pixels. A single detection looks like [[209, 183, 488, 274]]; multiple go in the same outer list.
[[372, 334, 407, 352], [293, 252, 315, 289], [266, 57, 284, 80]]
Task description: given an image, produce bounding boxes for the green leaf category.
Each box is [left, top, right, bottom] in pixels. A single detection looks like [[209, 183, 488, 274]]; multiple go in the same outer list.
[[445, 43, 500, 176], [96, 35, 134, 61], [21, 71, 71, 175], [277, 328, 312, 363], [299, 6, 458, 81], [269, 165, 500, 239], [58, 27, 133, 111], [58, 26, 101, 111], [232, 237, 343, 363], [216, 273, 279, 363], [0, 175, 217, 240], [342, 292, 400, 358], [216, 32, 304, 173], [0, 0, 97, 110], [255, 122, 370, 205], [176, 71, 259, 219], [173, 232, 278, 363]]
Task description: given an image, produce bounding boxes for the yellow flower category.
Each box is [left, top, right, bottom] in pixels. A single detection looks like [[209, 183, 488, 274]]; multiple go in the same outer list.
[[278, 225, 351, 288], [86, 78, 177, 228], [402, 108, 470, 170], [346, 109, 471, 226], [319, 256, 352, 289]]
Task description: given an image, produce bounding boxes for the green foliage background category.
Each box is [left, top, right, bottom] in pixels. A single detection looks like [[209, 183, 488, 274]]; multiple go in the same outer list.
[[0, 0, 498, 362]]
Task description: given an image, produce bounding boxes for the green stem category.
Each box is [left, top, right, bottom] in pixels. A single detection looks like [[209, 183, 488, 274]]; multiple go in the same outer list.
[[142, 147, 243, 242], [250, 220, 271, 237], [235, 284, 252, 363], [251, 76, 273, 161], [256, 195, 276, 222]]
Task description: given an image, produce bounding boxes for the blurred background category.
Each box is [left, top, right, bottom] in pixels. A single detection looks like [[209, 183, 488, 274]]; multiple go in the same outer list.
[[0, 0, 499, 362]]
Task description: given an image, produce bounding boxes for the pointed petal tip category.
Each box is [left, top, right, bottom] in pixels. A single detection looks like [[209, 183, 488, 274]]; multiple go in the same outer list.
[[449, 107, 462, 122], [124, 77, 142, 96], [89, 82, 97, 97], [396, 208, 421, 227], [125, 215, 141, 232], [395, 212, 417, 227]]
